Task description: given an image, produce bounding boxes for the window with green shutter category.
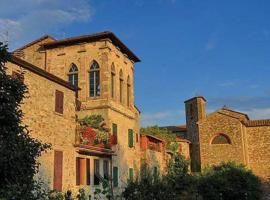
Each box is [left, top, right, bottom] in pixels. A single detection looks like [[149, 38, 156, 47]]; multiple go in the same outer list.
[[113, 167, 118, 187], [129, 168, 134, 182], [112, 123, 118, 144], [128, 129, 133, 147]]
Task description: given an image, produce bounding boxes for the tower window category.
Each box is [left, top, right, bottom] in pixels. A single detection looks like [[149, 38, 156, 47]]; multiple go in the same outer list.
[[211, 134, 231, 144], [127, 75, 131, 107], [111, 64, 115, 98], [119, 69, 123, 103], [68, 63, 78, 87], [89, 60, 100, 97]]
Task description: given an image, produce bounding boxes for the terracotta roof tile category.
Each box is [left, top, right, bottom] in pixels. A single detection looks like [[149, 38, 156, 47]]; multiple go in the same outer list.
[[243, 119, 270, 127]]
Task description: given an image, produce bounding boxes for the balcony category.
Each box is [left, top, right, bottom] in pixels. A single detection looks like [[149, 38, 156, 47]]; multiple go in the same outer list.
[[75, 126, 116, 156]]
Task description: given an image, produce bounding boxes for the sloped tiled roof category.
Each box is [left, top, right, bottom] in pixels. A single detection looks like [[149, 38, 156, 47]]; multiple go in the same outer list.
[[14, 35, 56, 51], [242, 119, 270, 127], [8, 55, 79, 91], [43, 31, 140, 62]]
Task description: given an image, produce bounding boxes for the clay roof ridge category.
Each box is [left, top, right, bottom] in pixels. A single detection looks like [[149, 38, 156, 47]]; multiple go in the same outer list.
[[13, 35, 56, 52], [221, 107, 250, 120], [242, 119, 270, 127], [140, 133, 164, 142], [42, 31, 141, 62], [8, 55, 79, 91]]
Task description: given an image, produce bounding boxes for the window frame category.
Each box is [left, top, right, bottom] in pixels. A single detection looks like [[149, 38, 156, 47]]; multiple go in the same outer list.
[[127, 75, 131, 107], [55, 90, 64, 114], [111, 63, 115, 99], [210, 133, 232, 145], [89, 60, 100, 97], [68, 63, 78, 87], [119, 69, 123, 103]]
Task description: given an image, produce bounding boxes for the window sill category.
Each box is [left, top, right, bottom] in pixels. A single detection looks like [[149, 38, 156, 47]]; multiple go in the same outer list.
[[87, 96, 101, 100], [54, 111, 63, 116]]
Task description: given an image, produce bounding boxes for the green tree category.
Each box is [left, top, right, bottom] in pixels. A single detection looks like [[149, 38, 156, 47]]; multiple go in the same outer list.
[[0, 43, 50, 199], [198, 162, 262, 200]]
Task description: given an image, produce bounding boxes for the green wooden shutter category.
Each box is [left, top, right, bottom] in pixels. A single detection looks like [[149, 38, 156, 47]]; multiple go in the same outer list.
[[129, 168, 134, 182], [113, 167, 118, 187], [128, 129, 133, 147], [112, 123, 117, 136]]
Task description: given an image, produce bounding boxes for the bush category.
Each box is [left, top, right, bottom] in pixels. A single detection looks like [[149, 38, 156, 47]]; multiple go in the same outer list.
[[197, 162, 262, 200], [123, 154, 195, 200]]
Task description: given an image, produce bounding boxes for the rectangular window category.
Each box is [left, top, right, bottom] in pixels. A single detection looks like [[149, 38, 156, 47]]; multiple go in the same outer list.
[[55, 90, 64, 114], [76, 157, 80, 185], [103, 160, 109, 180], [76, 157, 90, 186], [86, 158, 90, 185], [112, 123, 118, 144], [94, 159, 100, 185], [53, 150, 63, 191], [113, 167, 118, 187], [129, 168, 134, 182], [128, 129, 134, 148]]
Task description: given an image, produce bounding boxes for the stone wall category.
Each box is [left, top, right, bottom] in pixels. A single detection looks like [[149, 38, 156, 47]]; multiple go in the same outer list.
[[246, 126, 270, 198], [198, 112, 246, 168], [6, 61, 77, 192]]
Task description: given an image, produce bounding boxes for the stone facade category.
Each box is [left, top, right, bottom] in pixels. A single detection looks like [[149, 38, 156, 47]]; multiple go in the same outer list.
[[8, 32, 145, 196], [6, 56, 78, 193], [184, 96, 270, 199]]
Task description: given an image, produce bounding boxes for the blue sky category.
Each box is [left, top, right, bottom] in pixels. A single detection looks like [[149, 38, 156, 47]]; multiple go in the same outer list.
[[1, 0, 270, 126]]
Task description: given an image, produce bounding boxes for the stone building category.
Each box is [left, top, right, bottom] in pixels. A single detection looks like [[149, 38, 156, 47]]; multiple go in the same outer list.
[[184, 96, 270, 197], [7, 55, 78, 193], [6, 31, 171, 197]]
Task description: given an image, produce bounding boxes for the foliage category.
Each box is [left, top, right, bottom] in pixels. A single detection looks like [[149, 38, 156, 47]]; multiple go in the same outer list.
[[76, 188, 87, 200], [79, 115, 110, 145], [93, 179, 113, 200], [141, 125, 176, 142], [79, 115, 109, 132], [141, 125, 179, 151], [0, 43, 50, 199], [197, 162, 262, 200], [48, 190, 64, 200], [123, 154, 195, 200]]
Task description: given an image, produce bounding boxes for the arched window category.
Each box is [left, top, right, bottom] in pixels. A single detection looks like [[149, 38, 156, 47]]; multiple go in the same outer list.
[[89, 60, 100, 97], [127, 75, 131, 107], [119, 69, 123, 103], [68, 63, 78, 87], [211, 134, 231, 144], [111, 64, 115, 98]]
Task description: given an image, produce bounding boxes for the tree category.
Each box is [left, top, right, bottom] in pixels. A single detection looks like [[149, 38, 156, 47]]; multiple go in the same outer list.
[[0, 43, 50, 199], [123, 154, 194, 200], [197, 162, 262, 200]]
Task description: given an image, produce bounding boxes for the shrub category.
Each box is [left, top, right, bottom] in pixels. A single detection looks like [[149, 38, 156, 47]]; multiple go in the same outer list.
[[197, 162, 262, 200], [0, 43, 50, 199]]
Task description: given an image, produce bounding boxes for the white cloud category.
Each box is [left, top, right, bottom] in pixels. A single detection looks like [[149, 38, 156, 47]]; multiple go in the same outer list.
[[0, 0, 93, 49], [244, 108, 270, 120]]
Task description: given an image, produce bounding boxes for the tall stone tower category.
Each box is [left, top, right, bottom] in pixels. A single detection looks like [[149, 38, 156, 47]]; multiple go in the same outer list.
[[184, 96, 206, 172]]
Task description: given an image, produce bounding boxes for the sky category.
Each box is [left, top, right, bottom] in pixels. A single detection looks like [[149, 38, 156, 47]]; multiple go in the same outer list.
[[1, 0, 270, 126]]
